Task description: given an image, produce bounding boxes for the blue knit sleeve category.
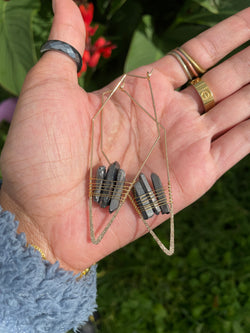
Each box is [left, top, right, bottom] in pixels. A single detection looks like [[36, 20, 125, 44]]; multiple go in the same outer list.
[[0, 207, 97, 333]]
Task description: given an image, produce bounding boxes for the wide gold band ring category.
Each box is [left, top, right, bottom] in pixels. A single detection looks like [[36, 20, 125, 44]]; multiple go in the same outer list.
[[190, 78, 215, 112], [168, 47, 206, 81]]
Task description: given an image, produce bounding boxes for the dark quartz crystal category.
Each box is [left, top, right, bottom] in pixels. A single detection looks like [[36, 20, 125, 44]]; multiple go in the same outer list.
[[151, 173, 170, 214], [93, 166, 106, 203], [109, 169, 126, 213], [133, 181, 154, 220], [139, 173, 161, 215], [100, 161, 120, 208]]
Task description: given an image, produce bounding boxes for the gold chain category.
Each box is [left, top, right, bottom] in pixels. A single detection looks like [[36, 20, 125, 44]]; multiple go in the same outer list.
[[29, 244, 91, 278]]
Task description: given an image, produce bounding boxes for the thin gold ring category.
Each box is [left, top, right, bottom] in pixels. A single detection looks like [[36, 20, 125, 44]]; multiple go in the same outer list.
[[168, 47, 206, 81], [190, 77, 215, 112], [168, 51, 193, 80], [178, 48, 206, 74], [175, 49, 199, 78]]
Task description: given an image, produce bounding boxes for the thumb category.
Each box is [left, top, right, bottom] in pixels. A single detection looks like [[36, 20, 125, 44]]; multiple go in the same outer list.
[[38, 0, 86, 81]]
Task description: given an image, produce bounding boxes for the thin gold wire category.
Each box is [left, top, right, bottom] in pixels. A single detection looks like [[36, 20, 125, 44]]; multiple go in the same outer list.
[[101, 94, 111, 165], [90, 187, 170, 211], [89, 71, 174, 255], [120, 75, 174, 255], [90, 185, 169, 199], [128, 193, 143, 218], [89, 179, 169, 203]]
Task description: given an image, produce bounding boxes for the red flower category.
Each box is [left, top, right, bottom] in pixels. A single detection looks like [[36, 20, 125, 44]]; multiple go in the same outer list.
[[78, 50, 90, 76], [77, 2, 116, 76], [79, 3, 93, 26], [88, 51, 101, 68], [79, 3, 98, 39], [94, 37, 116, 58]]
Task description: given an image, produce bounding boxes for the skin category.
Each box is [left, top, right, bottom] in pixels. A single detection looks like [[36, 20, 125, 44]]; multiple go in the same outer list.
[[0, 0, 249, 273]]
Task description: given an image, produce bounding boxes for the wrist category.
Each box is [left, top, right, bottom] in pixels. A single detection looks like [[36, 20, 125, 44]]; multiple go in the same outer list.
[[0, 184, 92, 274], [0, 186, 57, 265]]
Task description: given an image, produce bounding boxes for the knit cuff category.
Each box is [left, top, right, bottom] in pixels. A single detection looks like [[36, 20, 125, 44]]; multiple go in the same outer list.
[[0, 207, 97, 333]]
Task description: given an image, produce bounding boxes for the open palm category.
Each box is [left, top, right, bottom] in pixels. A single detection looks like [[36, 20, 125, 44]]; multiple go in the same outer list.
[[0, 0, 249, 272]]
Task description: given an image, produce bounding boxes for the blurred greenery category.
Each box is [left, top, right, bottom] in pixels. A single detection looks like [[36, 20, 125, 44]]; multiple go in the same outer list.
[[94, 154, 250, 333], [0, 0, 39, 95], [0, 0, 249, 332]]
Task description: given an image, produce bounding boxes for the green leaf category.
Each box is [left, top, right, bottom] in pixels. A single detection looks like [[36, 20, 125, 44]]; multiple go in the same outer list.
[[161, 24, 206, 53], [0, 120, 9, 153], [96, 0, 128, 18], [233, 321, 244, 333], [193, 0, 220, 14], [97, 0, 110, 15], [124, 15, 164, 73], [176, 0, 250, 27], [0, 0, 40, 95], [107, 0, 128, 20]]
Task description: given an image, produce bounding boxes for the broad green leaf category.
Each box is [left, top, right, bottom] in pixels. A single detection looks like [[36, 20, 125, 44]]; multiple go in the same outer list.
[[177, 0, 249, 26], [107, 0, 128, 20], [124, 15, 164, 73], [97, 0, 110, 15], [233, 321, 245, 333], [161, 24, 206, 53], [193, 0, 220, 14], [96, 0, 128, 18], [0, 0, 40, 95]]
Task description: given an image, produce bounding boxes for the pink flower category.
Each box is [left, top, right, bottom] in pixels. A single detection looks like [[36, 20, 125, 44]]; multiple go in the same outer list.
[[0, 98, 18, 123]]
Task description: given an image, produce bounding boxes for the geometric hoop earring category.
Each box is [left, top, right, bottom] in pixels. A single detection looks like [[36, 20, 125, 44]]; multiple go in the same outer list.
[[89, 71, 174, 256]]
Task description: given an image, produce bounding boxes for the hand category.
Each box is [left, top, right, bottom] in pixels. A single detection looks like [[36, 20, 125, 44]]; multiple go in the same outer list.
[[0, 0, 249, 272]]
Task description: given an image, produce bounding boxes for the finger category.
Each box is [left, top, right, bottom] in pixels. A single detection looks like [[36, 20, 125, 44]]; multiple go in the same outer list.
[[204, 84, 250, 140], [38, 0, 85, 82], [154, 8, 250, 88], [182, 47, 250, 113], [211, 119, 250, 179]]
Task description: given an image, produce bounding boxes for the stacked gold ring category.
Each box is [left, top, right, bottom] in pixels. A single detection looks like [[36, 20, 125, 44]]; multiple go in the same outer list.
[[168, 47, 205, 80], [168, 50, 193, 80], [168, 47, 215, 112], [177, 48, 206, 75]]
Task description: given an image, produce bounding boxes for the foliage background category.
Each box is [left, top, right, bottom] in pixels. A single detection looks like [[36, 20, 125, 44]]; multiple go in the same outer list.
[[0, 0, 249, 332]]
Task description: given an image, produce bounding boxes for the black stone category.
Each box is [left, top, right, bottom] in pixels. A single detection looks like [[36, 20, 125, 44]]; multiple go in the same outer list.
[[139, 173, 161, 215], [93, 166, 106, 203], [151, 173, 170, 214], [133, 181, 154, 220], [100, 161, 120, 208], [109, 169, 126, 213]]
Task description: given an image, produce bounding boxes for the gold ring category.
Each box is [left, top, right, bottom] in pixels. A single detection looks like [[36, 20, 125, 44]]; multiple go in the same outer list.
[[168, 51, 193, 80], [175, 49, 199, 78], [190, 78, 215, 112], [168, 47, 206, 81], [178, 48, 206, 75]]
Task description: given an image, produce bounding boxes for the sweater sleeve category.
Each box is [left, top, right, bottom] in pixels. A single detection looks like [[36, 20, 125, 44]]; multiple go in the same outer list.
[[0, 207, 97, 333]]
